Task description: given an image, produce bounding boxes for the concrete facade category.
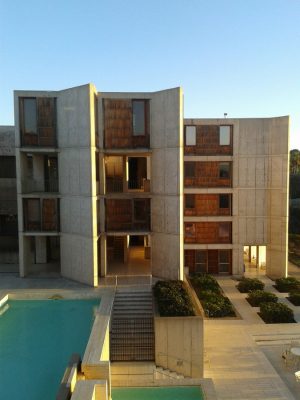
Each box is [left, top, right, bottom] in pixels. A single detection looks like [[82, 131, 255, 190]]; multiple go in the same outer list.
[[2, 85, 288, 284], [184, 117, 289, 278], [13, 84, 184, 285]]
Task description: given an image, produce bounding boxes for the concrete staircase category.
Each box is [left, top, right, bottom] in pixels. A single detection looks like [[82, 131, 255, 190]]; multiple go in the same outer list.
[[110, 289, 155, 362]]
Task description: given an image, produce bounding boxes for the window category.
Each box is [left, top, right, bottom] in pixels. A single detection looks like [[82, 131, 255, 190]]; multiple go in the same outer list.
[[218, 222, 231, 240], [219, 162, 230, 179], [23, 98, 37, 134], [0, 156, 16, 178], [195, 250, 207, 273], [185, 223, 195, 238], [219, 126, 230, 145], [132, 100, 146, 136], [219, 250, 230, 273], [185, 194, 195, 209], [184, 162, 196, 178], [185, 126, 196, 145], [219, 194, 230, 209]]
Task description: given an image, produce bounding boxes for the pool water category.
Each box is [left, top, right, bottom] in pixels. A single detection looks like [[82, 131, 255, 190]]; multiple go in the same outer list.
[[112, 386, 204, 400], [0, 299, 99, 400]]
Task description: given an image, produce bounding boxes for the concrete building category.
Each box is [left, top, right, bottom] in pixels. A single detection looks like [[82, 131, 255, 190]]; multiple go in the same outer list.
[[9, 84, 289, 285], [183, 118, 289, 278], [14, 84, 184, 286], [0, 126, 18, 267]]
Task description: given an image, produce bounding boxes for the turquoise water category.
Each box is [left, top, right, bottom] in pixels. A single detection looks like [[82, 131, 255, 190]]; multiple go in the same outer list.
[[0, 299, 99, 400], [112, 386, 204, 400]]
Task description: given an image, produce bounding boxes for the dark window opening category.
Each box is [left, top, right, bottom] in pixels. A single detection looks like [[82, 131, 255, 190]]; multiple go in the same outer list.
[[195, 250, 207, 273], [0, 156, 16, 178], [219, 194, 230, 209], [185, 162, 196, 178], [219, 250, 230, 273], [185, 194, 195, 209], [128, 157, 147, 190], [219, 162, 230, 179]]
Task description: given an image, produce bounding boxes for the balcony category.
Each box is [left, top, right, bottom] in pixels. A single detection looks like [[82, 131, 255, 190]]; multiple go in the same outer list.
[[106, 199, 150, 232], [23, 198, 59, 232], [22, 179, 59, 194]]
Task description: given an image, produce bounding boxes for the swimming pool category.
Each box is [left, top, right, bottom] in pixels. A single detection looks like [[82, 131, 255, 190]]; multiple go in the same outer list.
[[111, 386, 204, 400], [0, 298, 99, 400]]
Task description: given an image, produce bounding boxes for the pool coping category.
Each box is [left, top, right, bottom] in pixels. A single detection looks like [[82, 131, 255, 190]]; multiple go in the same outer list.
[[111, 379, 217, 400]]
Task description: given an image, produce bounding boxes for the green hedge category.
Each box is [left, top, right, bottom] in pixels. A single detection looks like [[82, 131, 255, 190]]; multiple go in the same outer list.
[[274, 277, 300, 292], [288, 290, 300, 306], [246, 290, 278, 307], [190, 274, 236, 318], [236, 277, 265, 293], [259, 302, 295, 323], [198, 290, 235, 318], [153, 280, 194, 317], [190, 274, 220, 293]]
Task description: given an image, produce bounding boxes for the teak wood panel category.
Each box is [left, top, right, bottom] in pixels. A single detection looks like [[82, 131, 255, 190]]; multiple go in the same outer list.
[[184, 161, 231, 188], [184, 222, 232, 244], [103, 99, 150, 149], [42, 199, 58, 231], [184, 194, 231, 216], [184, 249, 232, 274], [184, 125, 233, 155], [105, 198, 150, 231]]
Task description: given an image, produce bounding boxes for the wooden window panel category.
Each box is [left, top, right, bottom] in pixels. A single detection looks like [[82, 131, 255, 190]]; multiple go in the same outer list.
[[42, 199, 58, 231]]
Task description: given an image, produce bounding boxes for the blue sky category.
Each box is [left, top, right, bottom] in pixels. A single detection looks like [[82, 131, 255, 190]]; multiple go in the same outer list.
[[0, 0, 299, 149]]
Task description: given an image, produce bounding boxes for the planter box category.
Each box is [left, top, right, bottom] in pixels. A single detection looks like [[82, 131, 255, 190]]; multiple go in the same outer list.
[[154, 315, 204, 378]]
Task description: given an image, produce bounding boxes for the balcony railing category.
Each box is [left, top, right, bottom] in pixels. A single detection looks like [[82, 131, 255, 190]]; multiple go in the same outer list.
[[106, 220, 151, 232], [106, 178, 150, 193], [22, 179, 59, 194]]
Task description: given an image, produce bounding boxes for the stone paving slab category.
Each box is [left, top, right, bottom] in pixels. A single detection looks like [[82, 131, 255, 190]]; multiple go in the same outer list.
[[203, 276, 299, 399]]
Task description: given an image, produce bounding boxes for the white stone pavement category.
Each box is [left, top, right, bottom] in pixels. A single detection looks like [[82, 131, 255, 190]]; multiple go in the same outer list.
[[204, 276, 300, 400]]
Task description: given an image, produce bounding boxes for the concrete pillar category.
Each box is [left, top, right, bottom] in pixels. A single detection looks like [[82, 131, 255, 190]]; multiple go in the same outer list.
[[100, 235, 107, 277], [99, 153, 105, 195], [124, 236, 129, 263], [35, 236, 47, 263], [256, 246, 259, 268]]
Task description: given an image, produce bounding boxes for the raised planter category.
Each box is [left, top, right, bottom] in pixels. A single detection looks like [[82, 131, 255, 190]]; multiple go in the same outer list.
[[246, 290, 278, 307], [258, 302, 296, 324], [153, 280, 204, 378]]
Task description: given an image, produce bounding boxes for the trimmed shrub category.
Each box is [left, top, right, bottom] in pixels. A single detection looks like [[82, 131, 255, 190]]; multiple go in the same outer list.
[[259, 302, 295, 323], [190, 274, 220, 293], [201, 294, 235, 318], [236, 277, 264, 293], [246, 290, 278, 307], [194, 289, 235, 317], [274, 277, 300, 292], [153, 280, 194, 317], [288, 290, 300, 306]]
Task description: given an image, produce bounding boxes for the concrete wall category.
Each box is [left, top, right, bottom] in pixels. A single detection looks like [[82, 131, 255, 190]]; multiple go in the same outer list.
[[154, 316, 203, 378], [58, 84, 99, 286], [151, 88, 184, 280]]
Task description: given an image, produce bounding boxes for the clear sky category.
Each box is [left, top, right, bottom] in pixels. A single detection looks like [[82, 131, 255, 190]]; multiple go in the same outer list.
[[0, 0, 299, 149]]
